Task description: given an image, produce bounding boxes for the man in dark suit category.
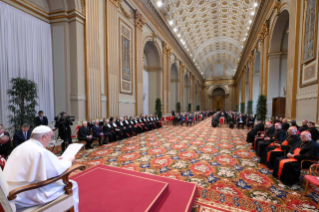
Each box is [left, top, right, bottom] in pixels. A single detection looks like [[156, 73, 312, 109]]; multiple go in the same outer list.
[[78, 121, 95, 149], [13, 123, 31, 148], [237, 115, 244, 129], [246, 120, 264, 143], [34, 110, 48, 126], [103, 119, 116, 142], [0, 124, 13, 160], [92, 120, 105, 146]]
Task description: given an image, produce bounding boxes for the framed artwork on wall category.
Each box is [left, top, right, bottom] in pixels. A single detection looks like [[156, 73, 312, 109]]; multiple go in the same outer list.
[[119, 19, 133, 94], [300, 0, 319, 88], [300, 62, 318, 87]]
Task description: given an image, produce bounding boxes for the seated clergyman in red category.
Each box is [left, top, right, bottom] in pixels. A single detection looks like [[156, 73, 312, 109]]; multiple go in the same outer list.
[[260, 126, 301, 168], [272, 131, 318, 186]]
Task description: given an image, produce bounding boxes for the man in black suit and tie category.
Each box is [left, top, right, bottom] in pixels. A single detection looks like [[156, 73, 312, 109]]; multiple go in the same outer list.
[[13, 123, 31, 148], [78, 121, 95, 149], [34, 110, 49, 126]]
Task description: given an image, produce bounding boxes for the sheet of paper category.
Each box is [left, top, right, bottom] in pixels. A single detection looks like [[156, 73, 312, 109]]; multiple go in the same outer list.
[[61, 143, 83, 160]]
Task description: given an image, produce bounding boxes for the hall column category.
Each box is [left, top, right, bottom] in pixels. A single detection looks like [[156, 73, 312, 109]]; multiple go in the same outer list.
[[258, 33, 265, 95], [228, 84, 234, 110], [286, 0, 301, 119], [106, 0, 119, 116], [192, 75, 195, 111], [241, 70, 246, 110], [262, 22, 270, 97], [162, 41, 172, 114], [248, 53, 254, 101], [179, 62, 185, 111], [86, 0, 102, 119], [51, 10, 86, 120], [134, 10, 146, 116]]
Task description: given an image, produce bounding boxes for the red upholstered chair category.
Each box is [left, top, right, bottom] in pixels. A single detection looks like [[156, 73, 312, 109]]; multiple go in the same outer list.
[[219, 117, 224, 127], [165, 116, 171, 125], [304, 164, 319, 209], [71, 125, 81, 142]]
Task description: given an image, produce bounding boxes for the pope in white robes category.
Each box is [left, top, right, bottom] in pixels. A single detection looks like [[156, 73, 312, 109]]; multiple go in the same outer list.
[[3, 126, 79, 211]]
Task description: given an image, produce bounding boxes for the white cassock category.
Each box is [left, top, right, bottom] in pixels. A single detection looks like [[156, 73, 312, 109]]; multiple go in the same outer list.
[[3, 139, 79, 212]]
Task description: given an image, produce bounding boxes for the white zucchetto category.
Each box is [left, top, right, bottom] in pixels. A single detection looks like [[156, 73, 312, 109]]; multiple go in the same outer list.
[[32, 125, 52, 134]]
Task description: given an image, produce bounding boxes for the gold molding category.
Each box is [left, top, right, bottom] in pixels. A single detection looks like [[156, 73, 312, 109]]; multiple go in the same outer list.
[[1, 0, 85, 23], [134, 9, 146, 29], [118, 0, 133, 19]]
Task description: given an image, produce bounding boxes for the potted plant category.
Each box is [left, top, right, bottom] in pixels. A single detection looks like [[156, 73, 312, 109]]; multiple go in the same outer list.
[[196, 105, 200, 111], [176, 102, 181, 113], [247, 100, 253, 116], [188, 103, 192, 112], [256, 95, 267, 123], [7, 78, 38, 133], [240, 102, 245, 114], [236, 104, 239, 112], [155, 98, 162, 119]]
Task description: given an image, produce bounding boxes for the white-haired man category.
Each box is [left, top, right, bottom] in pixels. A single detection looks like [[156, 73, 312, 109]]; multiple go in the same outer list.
[[4, 126, 79, 211], [272, 130, 318, 186], [260, 126, 301, 168]]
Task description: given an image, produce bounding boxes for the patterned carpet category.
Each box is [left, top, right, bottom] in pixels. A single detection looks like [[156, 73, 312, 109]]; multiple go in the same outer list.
[[71, 118, 319, 212]]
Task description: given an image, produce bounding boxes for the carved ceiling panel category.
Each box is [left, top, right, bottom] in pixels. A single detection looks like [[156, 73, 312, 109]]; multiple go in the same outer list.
[[152, 0, 258, 78]]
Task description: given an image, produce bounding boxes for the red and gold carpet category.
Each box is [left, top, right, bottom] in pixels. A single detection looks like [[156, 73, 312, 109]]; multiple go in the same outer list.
[[72, 118, 319, 212]]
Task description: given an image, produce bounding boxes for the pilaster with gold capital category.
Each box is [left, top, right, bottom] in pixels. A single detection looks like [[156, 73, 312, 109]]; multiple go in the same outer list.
[[134, 9, 146, 30]]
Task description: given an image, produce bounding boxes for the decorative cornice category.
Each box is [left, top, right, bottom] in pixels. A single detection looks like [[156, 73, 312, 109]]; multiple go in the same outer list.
[[179, 62, 186, 71], [119, 0, 133, 19], [296, 90, 318, 101], [235, 0, 274, 80]]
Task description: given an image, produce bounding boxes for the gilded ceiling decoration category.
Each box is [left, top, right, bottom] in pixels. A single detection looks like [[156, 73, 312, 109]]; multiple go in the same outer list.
[[152, 0, 259, 78]]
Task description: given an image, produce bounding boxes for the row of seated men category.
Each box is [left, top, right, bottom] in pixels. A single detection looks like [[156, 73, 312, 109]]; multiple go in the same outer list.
[[246, 119, 319, 186], [172, 111, 213, 126], [78, 115, 162, 149], [211, 111, 256, 129]]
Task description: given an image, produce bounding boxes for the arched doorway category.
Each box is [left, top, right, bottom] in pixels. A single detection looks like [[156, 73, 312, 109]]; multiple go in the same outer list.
[[184, 74, 189, 111], [212, 88, 226, 111], [267, 10, 289, 117], [170, 63, 178, 112], [143, 41, 162, 115], [253, 51, 261, 114]]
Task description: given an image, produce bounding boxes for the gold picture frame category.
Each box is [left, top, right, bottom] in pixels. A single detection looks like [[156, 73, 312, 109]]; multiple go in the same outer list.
[[302, 0, 318, 64], [119, 18, 133, 95], [300, 0, 319, 88]]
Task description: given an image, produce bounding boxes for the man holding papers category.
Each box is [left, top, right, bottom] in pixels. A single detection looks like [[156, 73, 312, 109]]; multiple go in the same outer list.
[[3, 126, 80, 211]]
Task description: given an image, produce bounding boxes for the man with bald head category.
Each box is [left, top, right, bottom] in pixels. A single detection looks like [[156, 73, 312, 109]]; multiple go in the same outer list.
[[260, 126, 301, 168], [4, 126, 79, 211], [282, 119, 290, 131], [297, 119, 309, 135], [272, 131, 318, 186], [78, 121, 95, 149]]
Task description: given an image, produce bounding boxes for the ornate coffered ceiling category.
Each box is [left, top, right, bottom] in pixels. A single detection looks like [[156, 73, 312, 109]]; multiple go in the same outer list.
[[152, 0, 259, 78]]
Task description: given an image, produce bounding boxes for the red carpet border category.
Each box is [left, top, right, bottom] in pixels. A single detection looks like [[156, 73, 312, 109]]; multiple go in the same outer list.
[[72, 118, 319, 212]]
